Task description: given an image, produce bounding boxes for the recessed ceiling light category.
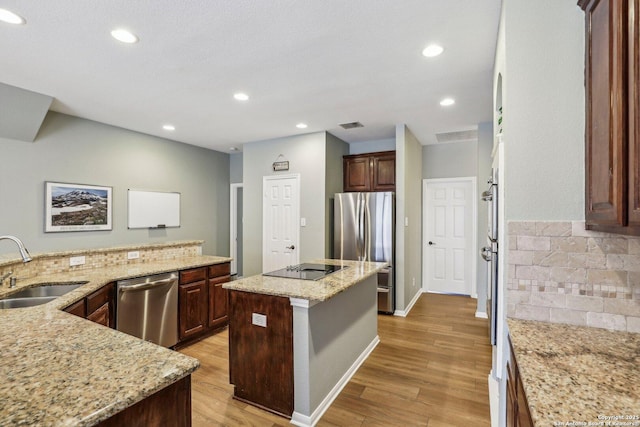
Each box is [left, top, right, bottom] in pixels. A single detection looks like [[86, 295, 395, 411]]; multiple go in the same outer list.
[[233, 93, 249, 101], [296, 123, 308, 129], [111, 28, 138, 44], [422, 44, 444, 57], [440, 97, 455, 106], [0, 8, 25, 25], [162, 124, 175, 131]]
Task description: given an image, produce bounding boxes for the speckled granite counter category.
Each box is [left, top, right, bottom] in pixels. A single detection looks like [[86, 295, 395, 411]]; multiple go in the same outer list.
[[223, 259, 387, 301], [0, 254, 231, 426], [508, 319, 640, 426]]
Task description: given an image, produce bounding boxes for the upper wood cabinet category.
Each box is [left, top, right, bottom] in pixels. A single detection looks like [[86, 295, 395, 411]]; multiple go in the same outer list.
[[343, 151, 396, 192], [580, 0, 640, 234]]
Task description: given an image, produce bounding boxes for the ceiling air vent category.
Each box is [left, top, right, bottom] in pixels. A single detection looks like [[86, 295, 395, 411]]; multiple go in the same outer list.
[[339, 121, 364, 130], [435, 129, 478, 144]]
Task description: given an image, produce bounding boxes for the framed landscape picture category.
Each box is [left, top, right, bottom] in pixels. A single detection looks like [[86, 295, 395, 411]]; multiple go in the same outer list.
[[45, 182, 113, 232]]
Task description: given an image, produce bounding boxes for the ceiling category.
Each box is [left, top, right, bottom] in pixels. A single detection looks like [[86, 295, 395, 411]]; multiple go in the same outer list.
[[0, 0, 501, 153]]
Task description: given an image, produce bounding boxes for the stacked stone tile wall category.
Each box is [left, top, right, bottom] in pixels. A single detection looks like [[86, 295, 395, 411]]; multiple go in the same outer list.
[[508, 221, 640, 333], [0, 240, 203, 280]]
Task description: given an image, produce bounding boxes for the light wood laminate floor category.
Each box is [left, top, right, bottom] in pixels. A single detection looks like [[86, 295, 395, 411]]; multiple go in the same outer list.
[[179, 293, 492, 426]]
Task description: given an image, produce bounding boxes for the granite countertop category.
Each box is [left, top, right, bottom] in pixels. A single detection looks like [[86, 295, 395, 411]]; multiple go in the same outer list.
[[223, 259, 387, 301], [0, 255, 231, 426], [508, 318, 640, 426]]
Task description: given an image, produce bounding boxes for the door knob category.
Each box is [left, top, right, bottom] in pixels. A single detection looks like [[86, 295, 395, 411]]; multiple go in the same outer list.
[[428, 241, 435, 246], [286, 245, 295, 250]]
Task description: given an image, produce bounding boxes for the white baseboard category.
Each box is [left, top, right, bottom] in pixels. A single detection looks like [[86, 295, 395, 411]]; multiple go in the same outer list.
[[476, 310, 488, 319], [290, 335, 381, 427], [394, 288, 423, 317]]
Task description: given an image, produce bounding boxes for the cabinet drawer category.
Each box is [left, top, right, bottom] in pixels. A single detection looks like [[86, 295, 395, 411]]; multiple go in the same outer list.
[[180, 267, 207, 284], [87, 283, 114, 314], [209, 263, 230, 278]]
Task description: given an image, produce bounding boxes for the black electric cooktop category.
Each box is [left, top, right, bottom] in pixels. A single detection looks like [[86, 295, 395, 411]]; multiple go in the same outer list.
[[263, 263, 347, 281]]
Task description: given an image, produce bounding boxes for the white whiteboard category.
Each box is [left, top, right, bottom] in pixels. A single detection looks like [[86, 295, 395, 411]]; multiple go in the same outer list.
[[127, 190, 181, 229]]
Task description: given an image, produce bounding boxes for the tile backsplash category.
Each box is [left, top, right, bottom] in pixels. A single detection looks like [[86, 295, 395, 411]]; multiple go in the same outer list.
[[0, 240, 203, 281], [507, 221, 640, 333]]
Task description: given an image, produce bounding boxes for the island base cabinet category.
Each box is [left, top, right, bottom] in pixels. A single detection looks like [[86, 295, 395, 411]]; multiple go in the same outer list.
[[97, 375, 192, 427], [228, 290, 293, 418]]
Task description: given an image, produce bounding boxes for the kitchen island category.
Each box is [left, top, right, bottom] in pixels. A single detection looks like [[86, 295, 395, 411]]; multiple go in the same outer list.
[[223, 259, 387, 427], [0, 253, 230, 426]]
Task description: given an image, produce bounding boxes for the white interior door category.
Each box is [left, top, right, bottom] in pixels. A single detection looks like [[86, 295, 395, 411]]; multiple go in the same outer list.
[[263, 175, 300, 273], [423, 178, 476, 296]]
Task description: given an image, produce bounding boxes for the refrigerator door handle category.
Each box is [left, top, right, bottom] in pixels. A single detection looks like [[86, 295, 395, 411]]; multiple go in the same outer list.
[[357, 193, 366, 261]]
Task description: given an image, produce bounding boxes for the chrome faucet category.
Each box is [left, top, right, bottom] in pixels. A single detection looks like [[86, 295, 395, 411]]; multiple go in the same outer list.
[[0, 235, 32, 263]]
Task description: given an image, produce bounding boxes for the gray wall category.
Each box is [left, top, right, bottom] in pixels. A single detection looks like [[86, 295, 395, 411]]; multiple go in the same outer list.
[[422, 140, 477, 179], [348, 138, 395, 155], [395, 124, 423, 312], [502, 0, 584, 220], [325, 133, 350, 257], [0, 112, 230, 256], [229, 152, 243, 184], [242, 132, 329, 276]]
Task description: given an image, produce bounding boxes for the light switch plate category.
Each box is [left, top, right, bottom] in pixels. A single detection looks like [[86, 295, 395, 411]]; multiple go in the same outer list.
[[69, 256, 85, 266], [127, 251, 140, 260], [252, 313, 267, 328], [300, 217, 307, 227]]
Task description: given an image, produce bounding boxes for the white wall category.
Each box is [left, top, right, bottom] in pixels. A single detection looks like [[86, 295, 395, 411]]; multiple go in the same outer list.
[[325, 133, 350, 257], [422, 140, 478, 179], [0, 112, 230, 256]]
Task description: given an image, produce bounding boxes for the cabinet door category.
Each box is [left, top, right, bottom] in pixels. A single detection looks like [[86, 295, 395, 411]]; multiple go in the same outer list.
[[583, 0, 628, 228], [516, 371, 534, 427], [629, 0, 640, 227], [208, 275, 230, 329], [371, 152, 396, 191], [87, 303, 111, 327], [86, 283, 114, 328], [343, 156, 371, 192], [179, 281, 208, 340]]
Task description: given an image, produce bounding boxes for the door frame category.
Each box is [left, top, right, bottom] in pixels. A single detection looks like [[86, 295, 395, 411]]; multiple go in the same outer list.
[[230, 183, 243, 276], [422, 177, 478, 298], [262, 174, 301, 273]]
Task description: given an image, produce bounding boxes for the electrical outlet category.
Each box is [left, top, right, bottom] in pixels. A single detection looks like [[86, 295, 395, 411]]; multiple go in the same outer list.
[[252, 313, 267, 328], [127, 251, 140, 260], [69, 256, 85, 266]]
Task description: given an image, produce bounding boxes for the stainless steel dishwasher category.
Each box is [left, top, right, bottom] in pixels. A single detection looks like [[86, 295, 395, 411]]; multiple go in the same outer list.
[[116, 272, 178, 347]]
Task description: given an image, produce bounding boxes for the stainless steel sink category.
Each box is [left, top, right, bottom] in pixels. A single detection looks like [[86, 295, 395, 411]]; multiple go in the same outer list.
[[6, 282, 87, 298], [0, 282, 88, 309], [0, 296, 58, 309]]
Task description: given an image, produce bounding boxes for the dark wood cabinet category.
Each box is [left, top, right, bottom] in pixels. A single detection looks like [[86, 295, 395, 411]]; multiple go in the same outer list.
[[581, 0, 640, 235], [179, 269, 208, 340], [64, 283, 114, 328], [228, 290, 294, 417], [86, 283, 115, 328], [97, 375, 192, 427], [64, 298, 86, 318], [507, 337, 533, 427], [178, 262, 231, 344], [343, 150, 395, 192], [208, 263, 230, 329]]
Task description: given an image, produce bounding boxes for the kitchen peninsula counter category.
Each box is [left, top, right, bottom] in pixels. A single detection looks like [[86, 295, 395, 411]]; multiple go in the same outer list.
[[508, 318, 640, 426], [0, 254, 231, 426], [225, 259, 386, 427]]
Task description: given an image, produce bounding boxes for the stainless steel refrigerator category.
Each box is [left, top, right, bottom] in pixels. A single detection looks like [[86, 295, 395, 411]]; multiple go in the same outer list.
[[333, 192, 395, 313]]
